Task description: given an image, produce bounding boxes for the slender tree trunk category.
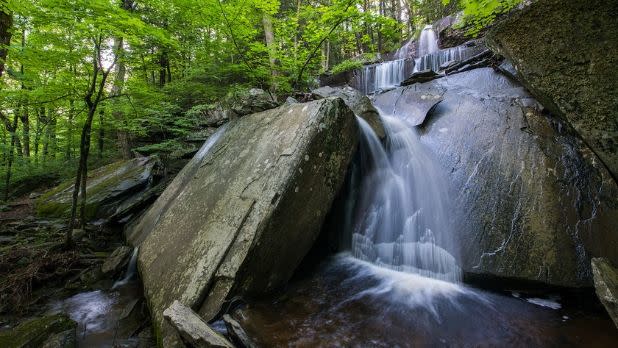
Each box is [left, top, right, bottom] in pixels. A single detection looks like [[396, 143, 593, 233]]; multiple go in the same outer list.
[[66, 100, 74, 159], [20, 107, 29, 157], [67, 37, 113, 247], [262, 12, 277, 78], [3, 113, 18, 201], [112, 36, 132, 159], [98, 108, 104, 159]]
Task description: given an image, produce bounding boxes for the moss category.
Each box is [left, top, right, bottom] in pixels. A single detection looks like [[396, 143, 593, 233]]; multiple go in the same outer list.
[[35, 158, 152, 220], [0, 314, 76, 348]]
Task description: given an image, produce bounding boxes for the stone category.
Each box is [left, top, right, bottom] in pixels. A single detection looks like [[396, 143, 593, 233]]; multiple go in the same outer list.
[[592, 258, 618, 328], [373, 67, 618, 287], [486, 0, 618, 181], [0, 314, 76, 348], [401, 69, 442, 86], [41, 329, 76, 348], [312, 85, 385, 139], [163, 301, 234, 348], [36, 156, 160, 221], [230, 88, 278, 117], [101, 246, 133, 275], [223, 314, 256, 348], [132, 98, 358, 344], [371, 83, 444, 127]]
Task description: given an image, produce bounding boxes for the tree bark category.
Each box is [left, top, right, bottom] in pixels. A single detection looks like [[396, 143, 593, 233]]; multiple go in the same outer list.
[[0, 5, 12, 78], [3, 112, 18, 201]]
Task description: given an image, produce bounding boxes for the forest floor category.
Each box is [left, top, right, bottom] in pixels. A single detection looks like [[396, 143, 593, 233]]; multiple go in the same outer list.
[[0, 197, 128, 325]]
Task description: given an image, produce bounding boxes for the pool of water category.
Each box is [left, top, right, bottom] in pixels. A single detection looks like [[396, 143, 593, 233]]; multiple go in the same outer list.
[[47, 281, 147, 347], [235, 254, 618, 347]]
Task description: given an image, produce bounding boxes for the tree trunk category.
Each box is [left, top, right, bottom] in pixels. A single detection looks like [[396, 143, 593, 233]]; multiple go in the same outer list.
[[65, 100, 74, 159], [98, 108, 104, 159], [262, 12, 277, 78], [112, 36, 132, 159], [3, 113, 18, 201], [0, 6, 12, 78]]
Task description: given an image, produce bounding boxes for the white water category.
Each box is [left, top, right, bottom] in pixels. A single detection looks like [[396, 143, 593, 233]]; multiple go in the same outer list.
[[350, 112, 461, 283], [417, 25, 439, 57], [112, 247, 139, 289], [360, 59, 407, 94]]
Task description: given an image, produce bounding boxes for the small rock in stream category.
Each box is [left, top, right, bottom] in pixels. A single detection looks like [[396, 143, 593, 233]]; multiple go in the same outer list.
[[163, 300, 234, 348], [223, 314, 256, 348]]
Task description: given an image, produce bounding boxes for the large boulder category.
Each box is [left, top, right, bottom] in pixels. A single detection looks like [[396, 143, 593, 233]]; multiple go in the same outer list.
[[486, 0, 618, 181], [312, 86, 385, 138], [592, 258, 618, 328], [36, 156, 160, 222], [373, 68, 618, 287], [132, 98, 358, 345]]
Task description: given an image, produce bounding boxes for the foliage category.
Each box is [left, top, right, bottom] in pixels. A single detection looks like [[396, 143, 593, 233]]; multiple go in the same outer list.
[[331, 59, 364, 75], [445, 0, 523, 36]]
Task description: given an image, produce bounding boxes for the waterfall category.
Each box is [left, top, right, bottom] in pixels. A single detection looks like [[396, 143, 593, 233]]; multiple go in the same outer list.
[[112, 247, 139, 289], [394, 40, 413, 60], [359, 59, 408, 94], [349, 114, 461, 282], [417, 25, 439, 57], [413, 45, 484, 73]]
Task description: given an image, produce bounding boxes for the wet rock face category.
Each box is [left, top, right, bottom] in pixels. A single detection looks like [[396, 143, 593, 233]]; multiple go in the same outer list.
[[592, 258, 618, 328], [35, 156, 161, 222], [373, 68, 618, 287], [133, 98, 358, 345], [486, 0, 618, 181], [312, 86, 385, 138]]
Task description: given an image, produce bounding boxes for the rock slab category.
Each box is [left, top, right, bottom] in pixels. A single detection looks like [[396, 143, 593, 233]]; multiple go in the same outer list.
[[164, 300, 233, 348], [36, 156, 160, 221], [312, 86, 385, 139], [134, 98, 358, 345], [592, 258, 618, 328]]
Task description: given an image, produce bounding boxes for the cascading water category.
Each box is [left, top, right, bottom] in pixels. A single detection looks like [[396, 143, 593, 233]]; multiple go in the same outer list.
[[417, 25, 439, 57], [349, 114, 461, 282], [359, 59, 407, 94], [413, 24, 486, 73]]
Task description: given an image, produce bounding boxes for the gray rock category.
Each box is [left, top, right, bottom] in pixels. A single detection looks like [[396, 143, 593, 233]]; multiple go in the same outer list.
[[486, 0, 618, 181], [373, 68, 618, 287], [132, 98, 358, 343], [36, 156, 160, 221], [223, 314, 255, 348], [312, 85, 385, 139], [101, 246, 133, 275], [163, 300, 234, 348], [372, 83, 444, 127], [592, 258, 618, 328], [401, 69, 442, 86]]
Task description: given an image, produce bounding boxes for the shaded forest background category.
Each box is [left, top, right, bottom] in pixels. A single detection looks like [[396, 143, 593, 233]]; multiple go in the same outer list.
[[0, 0, 518, 207]]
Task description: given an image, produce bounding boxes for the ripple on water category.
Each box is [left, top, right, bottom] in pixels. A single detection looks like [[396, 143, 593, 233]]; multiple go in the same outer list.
[[237, 254, 618, 347]]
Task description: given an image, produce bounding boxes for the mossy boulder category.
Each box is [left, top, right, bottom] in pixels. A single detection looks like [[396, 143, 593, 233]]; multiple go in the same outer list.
[[35, 156, 160, 221], [0, 314, 76, 348]]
